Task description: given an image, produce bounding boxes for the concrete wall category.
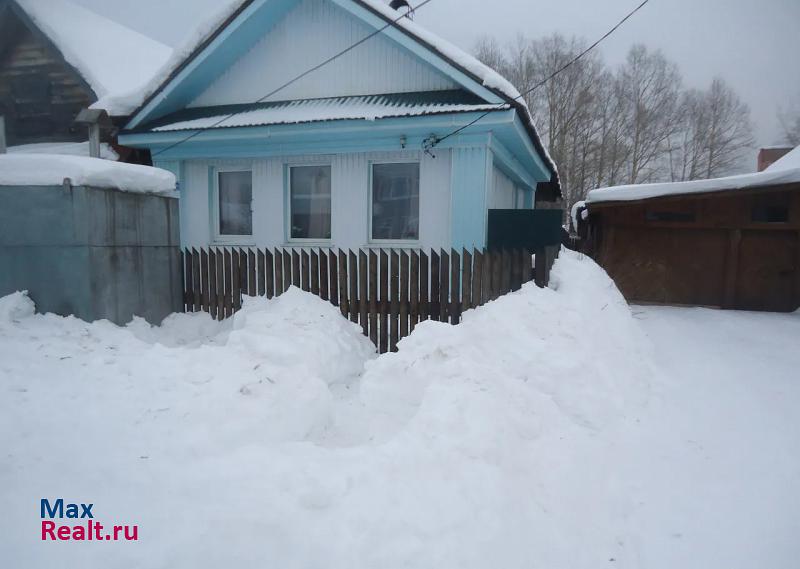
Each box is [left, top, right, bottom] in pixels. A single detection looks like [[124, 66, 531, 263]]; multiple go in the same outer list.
[[0, 184, 182, 324]]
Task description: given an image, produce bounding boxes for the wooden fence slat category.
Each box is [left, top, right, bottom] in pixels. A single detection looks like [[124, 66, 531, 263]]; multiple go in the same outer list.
[[191, 248, 201, 312], [481, 248, 491, 305], [200, 249, 209, 312], [223, 248, 233, 317], [472, 249, 483, 308], [248, 249, 256, 296], [310, 250, 320, 296], [369, 250, 378, 346], [208, 248, 218, 320], [257, 249, 266, 297], [521, 249, 531, 285], [265, 249, 274, 298], [283, 248, 292, 292], [491, 250, 502, 300], [359, 250, 368, 336], [420, 250, 428, 322], [409, 250, 419, 331], [182, 249, 191, 311], [274, 249, 284, 296], [319, 250, 329, 301], [379, 250, 389, 353], [301, 250, 310, 292], [330, 251, 339, 306], [512, 249, 519, 291], [231, 249, 241, 312], [501, 249, 512, 295], [400, 251, 409, 340], [348, 250, 358, 323], [338, 250, 349, 319], [462, 249, 472, 312], [216, 248, 225, 318], [430, 250, 440, 321], [390, 250, 400, 352], [450, 249, 460, 325], [239, 249, 248, 298], [439, 249, 449, 323], [292, 249, 301, 289]]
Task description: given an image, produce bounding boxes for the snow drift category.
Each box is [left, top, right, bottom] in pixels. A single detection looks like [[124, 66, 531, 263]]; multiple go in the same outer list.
[[0, 252, 655, 568]]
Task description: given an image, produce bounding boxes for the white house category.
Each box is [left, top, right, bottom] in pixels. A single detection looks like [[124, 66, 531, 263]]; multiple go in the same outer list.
[[118, 0, 560, 253]]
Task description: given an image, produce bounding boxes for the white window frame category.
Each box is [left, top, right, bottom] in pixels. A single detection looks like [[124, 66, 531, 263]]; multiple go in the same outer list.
[[368, 159, 421, 246], [211, 167, 254, 245], [284, 161, 334, 245]]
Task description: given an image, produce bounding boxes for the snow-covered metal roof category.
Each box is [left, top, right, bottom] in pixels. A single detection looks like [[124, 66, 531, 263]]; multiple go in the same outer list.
[[143, 92, 508, 132], [11, 0, 172, 116], [587, 163, 800, 205]]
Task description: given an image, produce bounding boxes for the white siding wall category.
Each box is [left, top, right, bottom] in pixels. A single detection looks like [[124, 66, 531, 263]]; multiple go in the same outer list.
[[190, 0, 456, 107], [490, 166, 518, 209], [180, 149, 452, 251]]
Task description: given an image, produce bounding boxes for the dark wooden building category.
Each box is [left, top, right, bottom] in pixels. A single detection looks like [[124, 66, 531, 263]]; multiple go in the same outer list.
[[583, 150, 800, 313], [0, 0, 169, 155]]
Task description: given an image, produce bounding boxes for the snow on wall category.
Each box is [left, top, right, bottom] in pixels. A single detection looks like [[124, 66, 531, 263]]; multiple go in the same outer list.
[[0, 154, 177, 195], [178, 149, 451, 250], [16, 0, 171, 115], [190, 0, 456, 107]]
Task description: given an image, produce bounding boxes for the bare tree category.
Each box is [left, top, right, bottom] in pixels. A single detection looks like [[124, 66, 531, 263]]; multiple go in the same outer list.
[[670, 79, 754, 180], [473, 36, 754, 217], [778, 100, 800, 146]]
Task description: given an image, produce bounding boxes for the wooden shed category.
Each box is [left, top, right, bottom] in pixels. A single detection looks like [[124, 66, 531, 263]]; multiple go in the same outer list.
[[582, 149, 800, 313]]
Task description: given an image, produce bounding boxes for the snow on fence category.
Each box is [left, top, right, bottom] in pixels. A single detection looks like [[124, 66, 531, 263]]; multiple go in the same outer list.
[[181, 246, 558, 353]]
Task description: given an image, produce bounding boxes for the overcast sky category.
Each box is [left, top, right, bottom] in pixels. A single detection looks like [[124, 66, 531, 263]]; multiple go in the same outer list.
[[75, 0, 800, 169]]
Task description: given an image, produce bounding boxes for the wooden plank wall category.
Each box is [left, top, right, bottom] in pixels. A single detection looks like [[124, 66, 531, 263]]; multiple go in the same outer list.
[[181, 247, 555, 353]]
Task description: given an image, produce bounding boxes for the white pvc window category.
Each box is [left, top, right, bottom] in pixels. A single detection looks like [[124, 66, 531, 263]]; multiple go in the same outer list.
[[289, 165, 332, 240], [371, 162, 420, 241], [217, 170, 252, 236]]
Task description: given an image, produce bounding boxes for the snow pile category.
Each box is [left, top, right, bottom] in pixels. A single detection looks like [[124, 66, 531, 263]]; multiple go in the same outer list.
[[0, 291, 35, 323], [16, 0, 171, 116], [0, 252, 661, 567], [9, 141, 119, 161], [0, 154, 176, 194]]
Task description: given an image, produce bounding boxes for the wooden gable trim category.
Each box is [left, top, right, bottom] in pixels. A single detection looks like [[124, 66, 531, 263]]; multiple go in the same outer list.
[[2, 0, 97, 100]]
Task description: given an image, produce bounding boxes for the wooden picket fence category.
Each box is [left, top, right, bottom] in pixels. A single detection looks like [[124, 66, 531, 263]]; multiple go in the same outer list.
[[182, 246, 558, 353]]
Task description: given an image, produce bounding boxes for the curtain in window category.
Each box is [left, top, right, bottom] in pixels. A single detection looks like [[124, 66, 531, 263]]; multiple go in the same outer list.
[[218, 171, 252, 236], [372, 162, 420, 241]]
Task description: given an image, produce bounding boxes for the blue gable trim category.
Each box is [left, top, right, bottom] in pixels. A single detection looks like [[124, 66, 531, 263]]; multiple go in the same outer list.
[[127, 0, 297, 129], [490, 136, 536, 190], [125, 0, 506, 130]]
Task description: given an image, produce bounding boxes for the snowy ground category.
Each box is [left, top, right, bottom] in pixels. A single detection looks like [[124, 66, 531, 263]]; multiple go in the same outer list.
[[0, 251, 798, 568]]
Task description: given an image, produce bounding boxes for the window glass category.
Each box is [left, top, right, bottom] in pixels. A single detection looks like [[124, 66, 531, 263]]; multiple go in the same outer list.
[[290, 165, 332, 240], [218, 171, 252, 236], [372, 162, 420, 241]]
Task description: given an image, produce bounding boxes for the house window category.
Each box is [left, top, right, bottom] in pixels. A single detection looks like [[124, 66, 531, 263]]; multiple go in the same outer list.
[[217, 170, 252, 236], [751, 193, 790, 223], [371, 162, 420, 241], [289, 165, 332, 240]]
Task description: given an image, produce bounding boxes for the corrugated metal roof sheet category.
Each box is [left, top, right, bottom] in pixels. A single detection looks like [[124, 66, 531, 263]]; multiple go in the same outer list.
[[144, 91, 509, 132]]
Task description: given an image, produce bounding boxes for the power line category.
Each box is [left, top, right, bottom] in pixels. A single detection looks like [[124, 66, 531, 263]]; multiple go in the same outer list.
[[428, 0, 651, 150], [152, 0, 437, 158]]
